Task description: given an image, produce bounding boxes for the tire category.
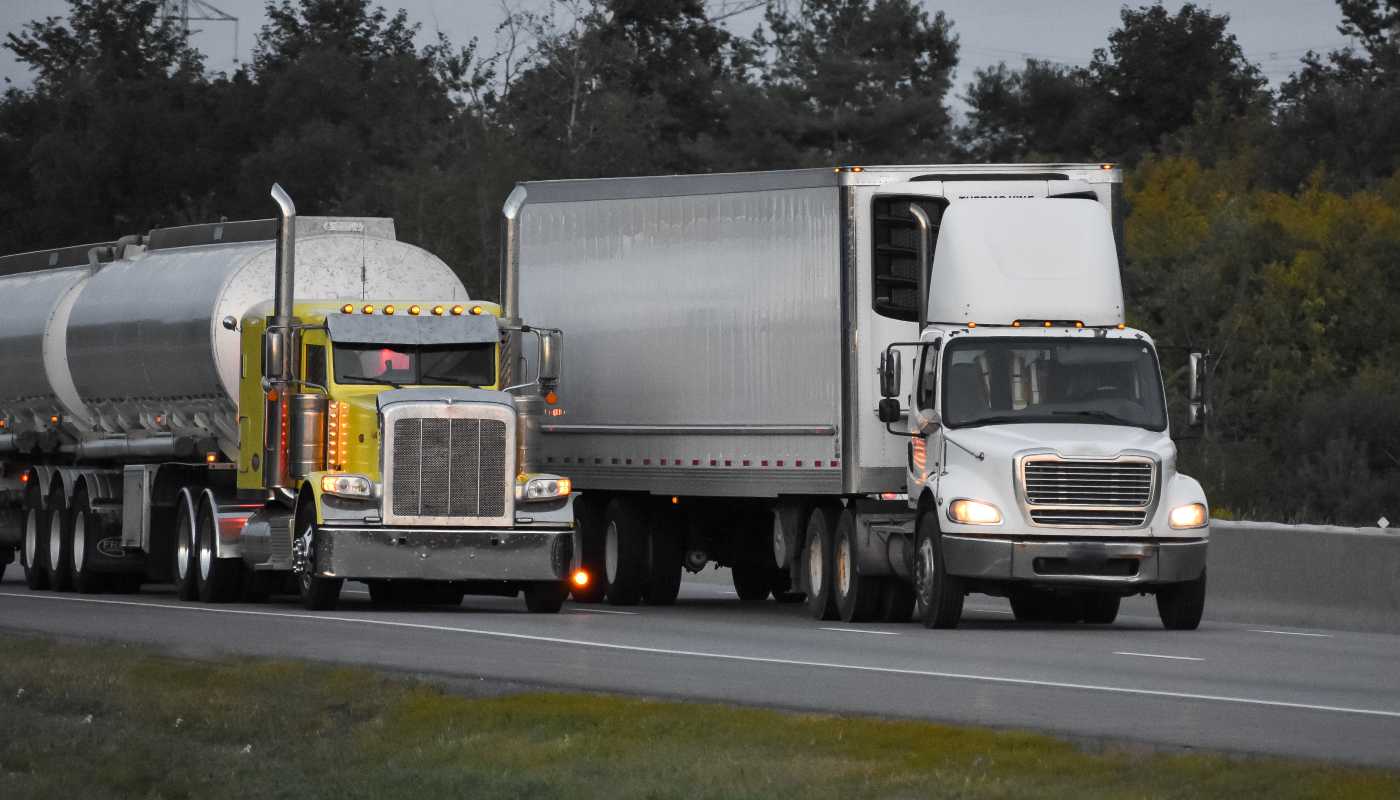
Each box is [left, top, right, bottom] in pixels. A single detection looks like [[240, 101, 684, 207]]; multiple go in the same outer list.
[[1082, 592, 1121, 625], [1009, 590, 1051, 622], [1157, 569, 1206, 631], [22, 500, 51, 591], [195, 498, 241, 603], [523, 581, 569, 613], [172, 489, 199, 601], [801, 505, 840, 620], [602, 498, 646, 606], [1048, 594, 1085, 623], [69, 488, 107, 595], [46, 486, 74, 592], [913, 510, 963, 629], [770, 569, 804, 603], [731, 562, 772, 603], [644, 510, 684, 606], [295, 503, 342, 611], [832, 509, 881, 623], [876, 578, 916, 623], [570, 498, 608, 603]]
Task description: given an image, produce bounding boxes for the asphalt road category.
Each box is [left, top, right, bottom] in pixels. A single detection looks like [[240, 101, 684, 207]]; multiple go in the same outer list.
[[2, 567, 1398, 767]]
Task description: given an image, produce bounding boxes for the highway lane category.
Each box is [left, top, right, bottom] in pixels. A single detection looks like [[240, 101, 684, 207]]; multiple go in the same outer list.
[[2, 568, 1399, 767]]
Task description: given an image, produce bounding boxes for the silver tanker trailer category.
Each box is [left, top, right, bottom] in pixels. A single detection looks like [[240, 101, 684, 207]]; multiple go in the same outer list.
[[0, 186, 580, 611]]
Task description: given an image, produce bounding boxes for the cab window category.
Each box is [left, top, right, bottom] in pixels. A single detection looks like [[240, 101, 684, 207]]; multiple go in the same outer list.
[[916, 340, 941, 409]]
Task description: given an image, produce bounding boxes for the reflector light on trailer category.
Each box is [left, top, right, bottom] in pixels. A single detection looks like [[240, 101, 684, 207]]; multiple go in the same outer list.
[[572, 570, 590, 588]]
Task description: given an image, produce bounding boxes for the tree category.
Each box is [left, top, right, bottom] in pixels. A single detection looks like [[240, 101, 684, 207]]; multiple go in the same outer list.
[[758, 0, 959, 164], [958, 60, 1103, 162]]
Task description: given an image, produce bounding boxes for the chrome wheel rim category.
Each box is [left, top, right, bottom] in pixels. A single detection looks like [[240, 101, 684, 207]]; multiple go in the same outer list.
[[604, 522, 619, 584], [72, 514, 86, 574], [24, 509, 39, 568], [916, 536, 936, 601], [806, 532, 823, 596], [48, 511, 63, 570], [176, 509, 192, 581], [198, 517, 213, 581], [298, 524, 315, 590], [836, 537, 851, 597]]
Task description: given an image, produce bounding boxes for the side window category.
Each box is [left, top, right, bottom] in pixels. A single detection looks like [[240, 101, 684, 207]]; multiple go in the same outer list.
[[304, 344, 327, 389], [871, 196, 948, 321], [916, 341, 941, 409]]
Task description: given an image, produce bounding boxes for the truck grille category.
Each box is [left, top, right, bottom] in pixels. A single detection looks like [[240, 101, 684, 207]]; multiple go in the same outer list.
[[391, 418, 508, 520], [1021, 457, 1155, 527]]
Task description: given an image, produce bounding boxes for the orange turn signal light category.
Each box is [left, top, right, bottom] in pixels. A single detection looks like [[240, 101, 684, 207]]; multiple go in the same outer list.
[[544, 390, 558, 405], [571, 570, 590, 588]]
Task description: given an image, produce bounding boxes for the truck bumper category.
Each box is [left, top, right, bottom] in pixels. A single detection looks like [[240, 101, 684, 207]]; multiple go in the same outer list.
[[315, 525, 574, 582], [941, 535, 1207, 588]]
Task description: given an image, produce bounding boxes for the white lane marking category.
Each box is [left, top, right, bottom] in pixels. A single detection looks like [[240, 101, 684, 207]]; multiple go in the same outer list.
[[967, 607, 1014, 616], [3, 591, 1397, 720], [820, 627, 899, 636], [1250, 629, 1332, 639], [569, 608, 639, 616], [1114, 651, 1204, 662]]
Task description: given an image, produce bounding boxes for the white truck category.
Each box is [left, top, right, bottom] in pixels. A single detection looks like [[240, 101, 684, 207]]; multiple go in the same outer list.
[[508, 163, 1210, 629]]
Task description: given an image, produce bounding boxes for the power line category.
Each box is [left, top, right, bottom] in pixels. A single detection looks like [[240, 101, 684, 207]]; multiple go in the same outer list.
[[159, 0, 240, 64]]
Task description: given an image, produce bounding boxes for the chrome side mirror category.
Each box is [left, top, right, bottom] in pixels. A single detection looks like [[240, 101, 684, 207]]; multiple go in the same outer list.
[[1188, 351, 1208, 428], [879, 349, 902, 398], [263, 329, 285, 379], [538, 330, 561, 388]]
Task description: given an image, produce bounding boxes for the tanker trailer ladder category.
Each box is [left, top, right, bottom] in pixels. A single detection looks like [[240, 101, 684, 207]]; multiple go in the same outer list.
[[513, 163, 1210, 630], [0, 185, 580, 612]]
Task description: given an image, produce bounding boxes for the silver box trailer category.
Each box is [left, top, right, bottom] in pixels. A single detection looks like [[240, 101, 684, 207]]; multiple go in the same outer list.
[[512, 164, 1209, 628]]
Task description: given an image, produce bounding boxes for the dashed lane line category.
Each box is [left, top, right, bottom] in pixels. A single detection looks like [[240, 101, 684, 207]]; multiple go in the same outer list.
[[2, 591, 1396, 721], [819, 627, 900, 636], [1250, 629, 1332, 638], [1114, 651, 1205, 662]]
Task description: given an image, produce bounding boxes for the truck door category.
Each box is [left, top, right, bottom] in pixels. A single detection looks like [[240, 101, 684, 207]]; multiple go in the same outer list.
[[908, 339, 942, 500]]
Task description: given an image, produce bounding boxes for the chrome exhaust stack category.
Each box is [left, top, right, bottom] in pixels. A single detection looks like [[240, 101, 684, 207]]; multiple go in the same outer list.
[[264, 183, 297, 491]]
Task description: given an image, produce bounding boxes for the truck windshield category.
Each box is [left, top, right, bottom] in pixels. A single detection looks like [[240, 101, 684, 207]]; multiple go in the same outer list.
[[333, 343, 495, 388], [942, 338, 1167, 431]]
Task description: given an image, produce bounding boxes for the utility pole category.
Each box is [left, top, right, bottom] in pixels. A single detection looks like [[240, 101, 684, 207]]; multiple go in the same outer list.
[[159, 0, 240, 64]]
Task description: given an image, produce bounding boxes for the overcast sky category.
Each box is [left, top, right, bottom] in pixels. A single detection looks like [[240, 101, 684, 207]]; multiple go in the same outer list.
[[1, 0, 1356, 108]]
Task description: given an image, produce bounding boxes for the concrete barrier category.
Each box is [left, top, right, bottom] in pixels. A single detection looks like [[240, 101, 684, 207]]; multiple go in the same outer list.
[[1206, 520, 1400, 634]]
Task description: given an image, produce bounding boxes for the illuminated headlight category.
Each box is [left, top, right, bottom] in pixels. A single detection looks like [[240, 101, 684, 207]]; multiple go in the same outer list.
[[948, 499, 1002, 525], [320, 473, 375, 499], [515, 475, 572, 502], [1169, 503, 1208, 529]]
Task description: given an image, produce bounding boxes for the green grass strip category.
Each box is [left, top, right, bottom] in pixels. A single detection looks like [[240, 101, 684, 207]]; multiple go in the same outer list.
[[0, 632, 1395, 799]]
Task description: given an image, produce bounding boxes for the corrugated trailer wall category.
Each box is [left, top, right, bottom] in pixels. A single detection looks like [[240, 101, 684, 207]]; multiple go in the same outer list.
[[518, 186, 846, 497]]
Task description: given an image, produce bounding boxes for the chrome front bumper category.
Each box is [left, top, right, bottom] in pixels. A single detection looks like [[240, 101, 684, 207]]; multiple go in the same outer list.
[[315, 525, 574, 582], [941, 535, 1207, 587]]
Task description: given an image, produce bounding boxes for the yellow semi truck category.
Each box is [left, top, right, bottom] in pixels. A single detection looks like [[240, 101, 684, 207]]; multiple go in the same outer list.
[[0, 185, 579, 611]]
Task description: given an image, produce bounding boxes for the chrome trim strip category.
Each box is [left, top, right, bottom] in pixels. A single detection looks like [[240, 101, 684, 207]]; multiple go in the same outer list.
[[381, 400, 516, 527]]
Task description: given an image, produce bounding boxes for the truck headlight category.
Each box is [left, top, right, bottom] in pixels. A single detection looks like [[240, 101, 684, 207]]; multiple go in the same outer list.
[[320, 473, 375, 499], [948, 499, 1002, 525], [516, 474, 572, 502], [1169, 503, 1208, 529]]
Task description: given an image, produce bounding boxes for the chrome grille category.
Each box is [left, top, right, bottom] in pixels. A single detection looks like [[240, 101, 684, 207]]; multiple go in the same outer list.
[[1021, 457, 1155, 527], [391, 417, 508, 520]]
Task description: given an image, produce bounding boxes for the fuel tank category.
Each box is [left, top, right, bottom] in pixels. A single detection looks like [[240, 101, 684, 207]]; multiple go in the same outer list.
[[0, 217, 468, 454]]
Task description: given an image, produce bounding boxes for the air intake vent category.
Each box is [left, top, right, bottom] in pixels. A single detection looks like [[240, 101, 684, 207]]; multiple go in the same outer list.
[[390, 417, 508, 522], [1020, 456, 1155, 528]]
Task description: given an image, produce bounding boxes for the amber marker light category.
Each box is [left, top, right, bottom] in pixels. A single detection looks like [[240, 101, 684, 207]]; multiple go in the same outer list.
[[450, 305, 465, 316], [20, 473, 29, 484], [50, 415, 60, 424], [470, 305, 484, 315], [967, 322, 977, 328], [544, 390, 558, 405], [408, 305, 421, 316], [1044, 320, 1053, 328], [432, 305, 445, 316], [1011, 320, 1022, 328], [571, 570, 590, 588], [1116, 322, 1127, 330], [671, 496, 679, 505], [0, 419, 6, 429], [341, 304, 354, 314], [1075, 321, 1084, 328], [362, 304, 375, 315], [383, 304, 396, 315], [205, 453, 218, 464]]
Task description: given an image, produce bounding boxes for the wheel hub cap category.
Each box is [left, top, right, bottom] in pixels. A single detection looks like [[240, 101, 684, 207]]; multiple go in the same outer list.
[[24, 510, 38, 568], [604, 522, 619, 584], [807, 535, 823, 594], [48, 512, 62, 569], [73, 515, 85, 573]]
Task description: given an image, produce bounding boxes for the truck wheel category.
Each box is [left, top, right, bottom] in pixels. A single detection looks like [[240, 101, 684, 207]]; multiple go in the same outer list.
[[603, 498, 646, 606], [173, 489, 199, 601], [296, 508, 342, 611], [801, 505, 840, 620], [731, 562, 772, 602], [46, 486, 74, 592], [833, 509, 881, 623], [877, 578, 916, 622], [1082, 592, 1121, 624], [913, 511, 963, 629], [770, 570, 804, 603], [69, 488, 107, 595], [524, 581, 569, 613], [644, 513, 684, 606], [22, 500, 51, 591], [571, 497, 608, 603], [195, 499, 241, 603], [1156, 569, 1206, 630]]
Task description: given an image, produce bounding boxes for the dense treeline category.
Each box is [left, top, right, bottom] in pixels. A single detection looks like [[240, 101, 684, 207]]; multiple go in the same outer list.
[[2, 0, 1398, 524]]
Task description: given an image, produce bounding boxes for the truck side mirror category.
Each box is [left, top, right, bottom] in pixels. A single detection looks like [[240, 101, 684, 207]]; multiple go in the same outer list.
[[538, 330, 562, 387], [879, 349, 902, 398], [263, 329, 285, 379], [1187, 351, 1208, 428], [878, 398, 902, 424]]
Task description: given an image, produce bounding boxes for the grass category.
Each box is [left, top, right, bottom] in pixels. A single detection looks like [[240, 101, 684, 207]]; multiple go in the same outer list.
[[0, 633, 1396, 799]]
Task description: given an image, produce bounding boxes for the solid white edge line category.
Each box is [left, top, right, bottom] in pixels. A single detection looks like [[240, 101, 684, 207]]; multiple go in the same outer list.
[[569, 608, 639, 615], [1113, 651, 1205, 662], [3, 591, 1397, 720], [1250, 629, 1332, 638], [819, 627, 900, 636]]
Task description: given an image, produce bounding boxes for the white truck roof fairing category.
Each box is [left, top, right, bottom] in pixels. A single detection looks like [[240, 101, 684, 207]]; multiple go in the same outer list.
[[926, 198, 1124, 327]]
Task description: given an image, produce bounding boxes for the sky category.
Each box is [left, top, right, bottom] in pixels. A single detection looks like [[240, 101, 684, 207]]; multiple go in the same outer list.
[[0, 0, 1357, 110]]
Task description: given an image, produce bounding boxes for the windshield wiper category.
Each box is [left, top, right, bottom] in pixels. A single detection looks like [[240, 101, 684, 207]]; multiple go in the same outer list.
[[957, 415, 1036, 427], [419, 373, 481, 385], [1051, 410, 1138, 426], [343, 376, 404, 389]]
